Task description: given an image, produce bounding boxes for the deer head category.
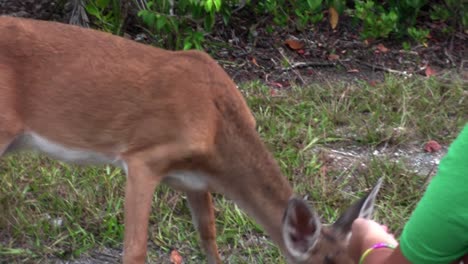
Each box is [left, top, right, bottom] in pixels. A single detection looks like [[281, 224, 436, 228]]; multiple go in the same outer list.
[[282, 178, 383, 264]]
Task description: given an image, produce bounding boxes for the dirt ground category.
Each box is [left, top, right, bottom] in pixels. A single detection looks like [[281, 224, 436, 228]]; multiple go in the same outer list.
[[0, 1, 464, 263]]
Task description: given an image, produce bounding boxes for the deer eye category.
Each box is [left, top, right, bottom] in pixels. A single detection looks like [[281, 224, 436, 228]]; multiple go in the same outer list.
[[323, 251, 342, 264], [324, 255, 335, 264]]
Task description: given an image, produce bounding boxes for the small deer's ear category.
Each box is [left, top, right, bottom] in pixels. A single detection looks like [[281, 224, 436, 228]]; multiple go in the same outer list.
[[332, 177, 384, 237], [282, 197, 321, 260]]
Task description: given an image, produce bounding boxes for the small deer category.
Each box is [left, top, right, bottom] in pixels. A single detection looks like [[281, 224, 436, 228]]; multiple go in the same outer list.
[[0, 16, 383, 264]]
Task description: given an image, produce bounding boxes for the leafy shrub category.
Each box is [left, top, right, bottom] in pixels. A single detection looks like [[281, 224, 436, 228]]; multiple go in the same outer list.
[[137, 0, 230, 50], [85, 0, 124, 35], [354, 0, 398, 39], [83, 0, 466, 50]]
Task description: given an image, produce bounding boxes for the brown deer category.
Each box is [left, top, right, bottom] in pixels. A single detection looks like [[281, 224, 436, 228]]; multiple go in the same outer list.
[[0, 16, 383, 264]]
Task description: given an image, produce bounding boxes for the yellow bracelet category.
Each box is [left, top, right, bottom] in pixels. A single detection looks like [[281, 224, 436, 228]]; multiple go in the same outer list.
[[358, 242, 396, 264]]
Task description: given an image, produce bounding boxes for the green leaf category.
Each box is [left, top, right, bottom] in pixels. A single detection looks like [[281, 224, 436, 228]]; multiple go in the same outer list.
[[85, 4, 100, 18], [156, 15, 167, 31], [96, 0, 111, 9], [214, 0, 222, 11], [205, 0, 214, 12], [307, 0, 323, 11], [204, 11, 215, 31], [330, 0, 345, 13], [139, 10, 156, 29], [183, 38, 193, 50]]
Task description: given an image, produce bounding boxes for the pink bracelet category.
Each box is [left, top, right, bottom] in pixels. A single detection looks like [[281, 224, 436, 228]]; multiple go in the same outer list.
[[358, 242, 396, 264]]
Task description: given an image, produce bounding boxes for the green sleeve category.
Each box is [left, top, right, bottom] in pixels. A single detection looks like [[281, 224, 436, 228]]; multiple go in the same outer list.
[[400, 124, 468, 264]]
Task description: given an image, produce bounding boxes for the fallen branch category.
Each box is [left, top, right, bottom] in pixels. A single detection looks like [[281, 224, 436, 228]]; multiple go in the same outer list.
[[356, 59, 413, 77], [282, 61, 336, 71], [276, 47, 306, 84], [69, 0, 89, 28]]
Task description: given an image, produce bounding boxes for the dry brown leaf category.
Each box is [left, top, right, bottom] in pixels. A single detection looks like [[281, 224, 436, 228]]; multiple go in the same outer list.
[[425, 66, 436, 77], [269, 82, 283, 88], [376, 43, 389, 53], [368, 80, 378, 87], [251, 57, 259, 67], [319, 165, 328, 177], [424, 140, 442, 153], [284, 39, 304, 50], [329, 7, 339, 29], [328, 54, 340, 61], [170, 249, 183, 264]]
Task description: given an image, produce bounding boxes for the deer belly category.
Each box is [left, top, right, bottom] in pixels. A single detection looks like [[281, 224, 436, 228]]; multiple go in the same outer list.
[[164, 171, 209, 191], [9, 132, 126, 170]]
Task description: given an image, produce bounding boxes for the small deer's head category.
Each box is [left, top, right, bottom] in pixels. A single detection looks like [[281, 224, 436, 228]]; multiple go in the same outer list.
[[281, 178, 383, 264]]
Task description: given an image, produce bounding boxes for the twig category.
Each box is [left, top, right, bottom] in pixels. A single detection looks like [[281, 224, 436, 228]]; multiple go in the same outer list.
[[444, 48, 456, 67], [356, 59, 413, 77], [169, 0, 174, 15], [69, 0, 89, 28], [232, 0, 247, 13], [276, 47, 306, 84], [133, 0, 147, 10], [282, 61, 336, 70]]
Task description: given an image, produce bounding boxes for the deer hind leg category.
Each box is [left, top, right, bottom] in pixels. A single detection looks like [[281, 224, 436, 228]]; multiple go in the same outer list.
[[186, 191, 222, 264], [0, 115, 23, 157], [0, 65, 22, 157]]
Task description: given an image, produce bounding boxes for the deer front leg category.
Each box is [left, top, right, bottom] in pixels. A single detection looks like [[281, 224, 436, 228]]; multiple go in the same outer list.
[[122, 159, 161, 264], [186, 191, 222, 264]]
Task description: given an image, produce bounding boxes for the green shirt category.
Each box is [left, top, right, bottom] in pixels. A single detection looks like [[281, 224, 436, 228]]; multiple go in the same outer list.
[[400, 124, 468, 264]]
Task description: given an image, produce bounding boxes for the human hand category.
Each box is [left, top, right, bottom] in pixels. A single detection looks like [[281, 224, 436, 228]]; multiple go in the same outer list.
[[347, 218, 398, 262]]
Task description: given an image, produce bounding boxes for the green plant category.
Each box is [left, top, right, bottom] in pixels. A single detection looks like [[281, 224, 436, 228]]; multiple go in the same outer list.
[[137, 0, 230, 50], [255, 0, 346, 31], [407, 26, 430, 45], [85, 0, 124, 35], [354, 0, 398, 39], [257, 0, 289, 26], [402, 41, 411, 50], [386, 0, 427, 36], [430, 4, 450, 22], [431, 0, 468, 30], [293, 0, 324, 30]]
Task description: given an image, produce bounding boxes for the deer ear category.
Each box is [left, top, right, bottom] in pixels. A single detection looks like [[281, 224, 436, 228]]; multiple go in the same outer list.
[[332, 177, 383, 237], [282, 197, 321, 260]]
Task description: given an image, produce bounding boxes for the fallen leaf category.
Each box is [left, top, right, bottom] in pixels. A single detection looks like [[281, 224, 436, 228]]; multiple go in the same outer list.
[[376, 43, 389, 53], [170, 249, 183, 264], [425, 66, 436, 77], [320, 165, 328, 177], [269, 82, 283, 88], [329, 7, 339, 29], [328, 54, 340, 61], [296, 49, 305, 55], [347, 69, 359, 73], [424, 140, 442, 153], [251, 57, 259, 67], [368, 80, 378, 87], [284, 39, 304, 50]]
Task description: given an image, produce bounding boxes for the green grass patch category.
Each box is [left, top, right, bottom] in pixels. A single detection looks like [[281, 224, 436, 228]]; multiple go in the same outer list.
[[1, 75, 467, 263]]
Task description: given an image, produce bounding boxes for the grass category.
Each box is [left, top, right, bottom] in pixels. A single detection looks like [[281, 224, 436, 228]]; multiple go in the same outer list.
[[0, 75, 467, 263]]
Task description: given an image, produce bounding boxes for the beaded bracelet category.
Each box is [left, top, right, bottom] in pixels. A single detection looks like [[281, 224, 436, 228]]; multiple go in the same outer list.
[[358, 242, 396, 264]]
